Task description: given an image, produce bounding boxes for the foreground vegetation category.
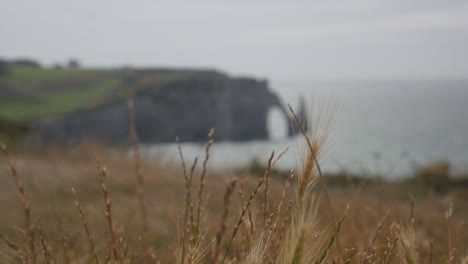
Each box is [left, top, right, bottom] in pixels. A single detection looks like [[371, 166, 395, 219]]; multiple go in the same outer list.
[[1, 112, 468, 264]]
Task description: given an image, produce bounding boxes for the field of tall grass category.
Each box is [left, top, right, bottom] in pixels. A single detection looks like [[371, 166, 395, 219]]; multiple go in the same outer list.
[[1, 105, 467, 263]]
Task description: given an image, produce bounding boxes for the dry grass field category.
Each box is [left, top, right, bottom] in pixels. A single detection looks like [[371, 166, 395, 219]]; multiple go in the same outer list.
[[1, 110, 468, 263]]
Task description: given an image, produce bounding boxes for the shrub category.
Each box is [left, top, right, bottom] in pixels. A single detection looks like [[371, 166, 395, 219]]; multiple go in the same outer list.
[[415, 160, 451, 192]]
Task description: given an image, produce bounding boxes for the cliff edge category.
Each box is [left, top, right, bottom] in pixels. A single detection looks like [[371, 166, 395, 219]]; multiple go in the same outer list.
[[33, 71, 302, 144]]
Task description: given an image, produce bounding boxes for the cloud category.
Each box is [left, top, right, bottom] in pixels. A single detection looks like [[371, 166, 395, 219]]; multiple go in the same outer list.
[[1, 0, 467, 79], [261, 5, 468, 42]]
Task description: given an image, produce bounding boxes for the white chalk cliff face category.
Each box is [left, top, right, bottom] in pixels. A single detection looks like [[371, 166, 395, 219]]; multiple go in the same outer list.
[[33, 71, 303, 145]]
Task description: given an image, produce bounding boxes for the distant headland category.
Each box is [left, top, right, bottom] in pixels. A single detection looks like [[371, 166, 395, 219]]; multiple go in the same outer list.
[[0, 58, 306, 144]]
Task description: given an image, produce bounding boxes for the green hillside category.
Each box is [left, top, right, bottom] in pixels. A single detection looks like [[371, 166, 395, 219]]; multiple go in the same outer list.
[[0, 65, 182, 121]]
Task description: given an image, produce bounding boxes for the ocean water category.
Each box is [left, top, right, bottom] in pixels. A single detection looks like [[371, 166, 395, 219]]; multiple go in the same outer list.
[[143, 80, 468, 178]]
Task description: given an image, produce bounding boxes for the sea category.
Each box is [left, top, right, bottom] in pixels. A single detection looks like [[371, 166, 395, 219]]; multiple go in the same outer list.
[[142, 79, 468, 179]]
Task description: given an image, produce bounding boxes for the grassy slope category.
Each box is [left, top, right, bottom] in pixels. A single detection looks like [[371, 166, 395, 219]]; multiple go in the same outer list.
[[0, 65, 182, 121], [0, 79, 120, 120], [0, 66, 122, 120]]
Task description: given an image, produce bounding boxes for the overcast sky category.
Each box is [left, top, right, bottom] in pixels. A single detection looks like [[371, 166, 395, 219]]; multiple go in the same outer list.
[[2, 0, 468, 81]]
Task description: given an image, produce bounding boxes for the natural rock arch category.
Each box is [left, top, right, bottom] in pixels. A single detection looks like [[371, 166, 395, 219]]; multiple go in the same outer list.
[[33, 73, 307, 145]]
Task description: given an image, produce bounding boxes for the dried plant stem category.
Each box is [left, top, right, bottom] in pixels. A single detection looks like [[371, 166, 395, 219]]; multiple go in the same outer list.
[[238, 179, 248, 258], [240, 221, 247, 259], [247, 208, 255, 237], [128, 100, 149, 234], [383, 236, 399, 264], [72, 188, 100, 264], [212, 179, 237, 264], [371, 211, 389, 245], [318, 204, 350, 263], [271, 199, 294, 261], [238, 179, 247, 222], [95, 155, 120, 264], [105, 246, 112, 264], [37, 220, 52, 264], [0, 142, 36, 264], [196, 129, 214, 238], [271, 169, 294, 235], [273, 146, 290, 167], [267, 170, 294, 262], [176, 137, 190, 263], [333, 247, 356, 264], [445, 203, 454, 264], [3, 237, 27, 263], [222, 152, 275, 264], [56, 212, 72, 264], [262, 151, 275, 226], [288, 104, 341, 252], [189, 157, 198, 237], [182, 157, 199, 264], [288, 105, 336, 224], [363, 211, 389, 263]]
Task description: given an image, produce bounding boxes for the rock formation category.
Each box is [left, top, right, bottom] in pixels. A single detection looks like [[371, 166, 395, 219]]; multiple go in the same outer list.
[[33, 71, 305, 144]]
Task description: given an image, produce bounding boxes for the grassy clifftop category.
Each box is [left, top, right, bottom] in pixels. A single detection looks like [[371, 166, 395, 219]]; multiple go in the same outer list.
[[0, 65, 184, 121]]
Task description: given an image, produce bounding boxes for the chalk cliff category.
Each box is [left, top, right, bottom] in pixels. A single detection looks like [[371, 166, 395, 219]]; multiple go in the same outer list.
[[34, 71, 302, 144]]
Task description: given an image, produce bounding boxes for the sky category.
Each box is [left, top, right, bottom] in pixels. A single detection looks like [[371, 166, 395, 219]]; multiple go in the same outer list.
[[2, 0, 468, 81]]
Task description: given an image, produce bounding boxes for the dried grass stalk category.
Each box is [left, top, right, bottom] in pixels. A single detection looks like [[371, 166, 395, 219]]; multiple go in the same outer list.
[[37, 220, 52, 264], [1, 142, 36, 264], [72, 187, 100, 264], [212, 179, 237, 264], [95, 155, 120, 264], [56, 212, 72, 264], [127, 100, 149, 234], [196, 129, 215, 239]]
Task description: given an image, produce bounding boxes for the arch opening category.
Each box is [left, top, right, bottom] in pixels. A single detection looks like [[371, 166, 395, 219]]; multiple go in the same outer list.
[[267, 106, 289, 140]]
